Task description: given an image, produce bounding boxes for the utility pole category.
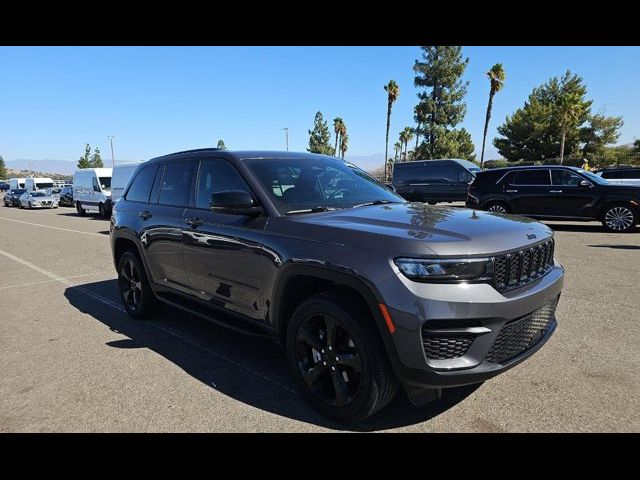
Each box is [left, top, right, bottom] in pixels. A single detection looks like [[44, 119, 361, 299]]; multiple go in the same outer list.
[[28, 161, 33, 175], [283, 128, 289, 151], [107, 136, 115, 168]]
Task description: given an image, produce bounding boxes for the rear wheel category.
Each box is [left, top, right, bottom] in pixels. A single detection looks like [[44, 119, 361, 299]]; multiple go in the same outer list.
[[117, 251, 159, 318], [98, 202, 106, 218], [601, 203, 637, 233], [28, 201, 33, 209], [76, 201, 86, 217], [286, 292, 399, 422], [485, 201, 510, 214]]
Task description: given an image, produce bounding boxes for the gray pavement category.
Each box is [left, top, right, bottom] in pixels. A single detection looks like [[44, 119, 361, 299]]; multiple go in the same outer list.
[[0, 198, 638, 432]]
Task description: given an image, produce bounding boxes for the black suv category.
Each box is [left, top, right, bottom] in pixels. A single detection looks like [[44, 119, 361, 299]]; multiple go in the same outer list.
[[466, 165, 640, 232], [111, 149, 564, 421]]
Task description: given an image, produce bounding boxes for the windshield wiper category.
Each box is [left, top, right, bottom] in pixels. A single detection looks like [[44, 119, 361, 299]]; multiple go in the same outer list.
[[285, 206, 340, 215], [352, 200, 399, 208]]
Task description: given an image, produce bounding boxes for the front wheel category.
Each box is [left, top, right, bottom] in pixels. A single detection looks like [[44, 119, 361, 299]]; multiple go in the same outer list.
[[76, 201, 86, 217], [286, 292, 399, 422], [117, 251, 159, 318], [602, 203, 637, 233], [485, 201, 510, 214], [28, 202, 33, 209]]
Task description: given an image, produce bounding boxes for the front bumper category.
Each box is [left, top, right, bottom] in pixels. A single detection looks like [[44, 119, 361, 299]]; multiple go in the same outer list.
[[378, 262, 564, 391]]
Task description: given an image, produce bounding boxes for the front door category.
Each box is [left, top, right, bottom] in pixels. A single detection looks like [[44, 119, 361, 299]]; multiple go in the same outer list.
[[182, 158, 269, 320], [550, 169, 597, 217]]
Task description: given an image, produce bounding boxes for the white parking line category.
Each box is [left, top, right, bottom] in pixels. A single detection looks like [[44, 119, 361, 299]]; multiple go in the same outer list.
[[0, 216, 106, 238], [0, 273, 105, 291], [0, 247, 298, 397]]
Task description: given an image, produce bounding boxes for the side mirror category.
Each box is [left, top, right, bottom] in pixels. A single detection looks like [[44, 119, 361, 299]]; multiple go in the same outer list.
[[579, 180, 593, 188], [210, 190, 263, 216]]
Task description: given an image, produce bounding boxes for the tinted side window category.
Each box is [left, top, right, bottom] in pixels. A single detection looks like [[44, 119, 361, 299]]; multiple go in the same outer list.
[[195, 159, 251, 209], [394, 164, 458, 184], [513, 170, 550, 185], [125, 165, 159, 203], [551, 170, 583, 186], [158, 160, 196, 207]]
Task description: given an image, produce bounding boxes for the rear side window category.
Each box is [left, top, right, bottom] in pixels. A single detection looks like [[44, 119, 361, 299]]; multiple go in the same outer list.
[[394, 164, 458, 184], [158, 160, 196, 207], [512, 170, 550, 185], [195, 159, 251, 209], [603, 169, 640, 179], [125, 165, 158, 203], [473, 170, 504, 186]]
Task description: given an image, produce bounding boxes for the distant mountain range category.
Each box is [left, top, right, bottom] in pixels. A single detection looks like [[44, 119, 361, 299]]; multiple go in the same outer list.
[[8, 153, 387, 175]]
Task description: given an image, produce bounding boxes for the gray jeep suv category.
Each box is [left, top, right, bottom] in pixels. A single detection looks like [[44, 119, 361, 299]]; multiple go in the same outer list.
[[110, 149, 564, 422]]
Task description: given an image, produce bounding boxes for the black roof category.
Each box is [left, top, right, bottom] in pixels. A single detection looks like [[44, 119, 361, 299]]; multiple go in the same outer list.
[[477, 165, 583, 174], [147, 149, 340, 164]]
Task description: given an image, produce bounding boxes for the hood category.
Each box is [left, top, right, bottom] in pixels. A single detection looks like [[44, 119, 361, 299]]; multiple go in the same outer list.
[[280, 203, 553, 257]]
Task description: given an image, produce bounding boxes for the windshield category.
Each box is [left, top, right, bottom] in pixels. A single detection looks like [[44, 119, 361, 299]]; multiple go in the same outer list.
[[244, 157, 405, 214], [31, 192, 47, 197], [99, 177, 111, 191], [13, 189, 27, 195], [469, 167, 482, 173], [576, 169, 609, 185]]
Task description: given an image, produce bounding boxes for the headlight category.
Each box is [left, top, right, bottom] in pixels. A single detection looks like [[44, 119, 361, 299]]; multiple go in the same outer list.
[[395, 257, 493, 283]]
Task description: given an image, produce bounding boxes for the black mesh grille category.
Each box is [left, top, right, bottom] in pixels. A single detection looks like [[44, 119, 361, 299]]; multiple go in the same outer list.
[[486, 297, 558, 364], [423, 335, 473, 360], [493, 239, 554, 292]]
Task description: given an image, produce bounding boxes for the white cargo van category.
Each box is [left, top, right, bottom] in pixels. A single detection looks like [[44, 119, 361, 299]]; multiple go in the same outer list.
[[73, 168, 113, 218], [25, 177, 54, 191], [9, 178, 26, 190], [111, 161, 143, 203]]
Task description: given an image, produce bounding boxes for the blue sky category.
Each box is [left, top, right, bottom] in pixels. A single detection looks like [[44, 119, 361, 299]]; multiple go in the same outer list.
[[1, 46, 639, 165]]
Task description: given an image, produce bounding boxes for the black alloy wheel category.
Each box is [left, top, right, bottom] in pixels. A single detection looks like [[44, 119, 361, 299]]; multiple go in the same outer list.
[[117, 251, 158, 318]]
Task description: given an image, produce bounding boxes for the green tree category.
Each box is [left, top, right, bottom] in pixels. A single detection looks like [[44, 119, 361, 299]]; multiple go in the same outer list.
[[580, 114, 624, 159], [340, 133, 349, 159], [394, 141, 402, 162], [402, 126, 414, 161], [338, 120, 347, 158], [413, 103, 427, 152], [494, 71, 592, 162], [0, 155, 6, 179], [333, 117, 343, 156], [307, 111, 333, 155], [216, 139, 227, 150], [78, 143, 92, 169], [480, 63, 505, 168], [634, 139, 640, 155], [413, 46, 472, 159], [383, 80, 400, 180], [91, 147, 103, 168]]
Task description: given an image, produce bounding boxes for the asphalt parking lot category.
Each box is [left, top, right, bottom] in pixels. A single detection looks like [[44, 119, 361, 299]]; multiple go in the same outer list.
[[0, 198, 638, 432]]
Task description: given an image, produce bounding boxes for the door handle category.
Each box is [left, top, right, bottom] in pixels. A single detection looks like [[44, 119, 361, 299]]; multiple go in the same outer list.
[[506, 189, 518, 193], [138, 211, 152, 220], [185, 217, 203, 227], [550, 190, 563, 193]]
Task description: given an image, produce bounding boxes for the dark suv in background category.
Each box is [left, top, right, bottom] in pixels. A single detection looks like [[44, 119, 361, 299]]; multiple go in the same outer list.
[[392, 159, 481, 204], [111, 149, 564, 421], [466, 166, 640, 232]]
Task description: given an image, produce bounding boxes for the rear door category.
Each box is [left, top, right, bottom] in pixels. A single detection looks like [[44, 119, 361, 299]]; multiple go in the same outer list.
[[143, 159, 196, 293], [182, 158, 269, 320], [507, 169, 552, 214], [550, 169, 596, 217]]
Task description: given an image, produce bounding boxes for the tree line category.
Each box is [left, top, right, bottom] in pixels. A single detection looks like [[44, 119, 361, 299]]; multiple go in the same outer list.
[[306, 46, 634, 176], [77, 144, 104, 168]]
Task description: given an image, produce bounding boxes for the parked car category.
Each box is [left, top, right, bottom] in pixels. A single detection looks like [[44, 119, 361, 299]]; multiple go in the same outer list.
[[4, 188, 27, 207], [392, 159, 481, 204], [594, 166, 640, 186], [73, 168, 112, 218], [111, 149, 564, 422], [58, 186, 74, 207], [9, 178, 26, 190], [25, 177, 54, 191], [0, 182, 9, 192], [466, 165, 640, 232], [19, 190, 58, 209]]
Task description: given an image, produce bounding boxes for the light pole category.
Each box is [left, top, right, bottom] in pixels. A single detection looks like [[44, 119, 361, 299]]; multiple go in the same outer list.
[[107, 136, 115, 168], [283, 128, 289, 151]]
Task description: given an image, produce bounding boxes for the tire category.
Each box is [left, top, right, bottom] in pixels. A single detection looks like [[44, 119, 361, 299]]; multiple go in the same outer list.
[[28, 202, 32, 209], [286, 291, 399, 422], [117, 251, 159, 319], [484, 201, 510, 214], [76, 201, 86, 217], [98, 203, 105, 218], [601, 203, 638, 233]]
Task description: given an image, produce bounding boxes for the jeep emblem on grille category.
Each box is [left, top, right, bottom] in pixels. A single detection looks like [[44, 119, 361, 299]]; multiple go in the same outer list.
[[527, 233, 537, 240]]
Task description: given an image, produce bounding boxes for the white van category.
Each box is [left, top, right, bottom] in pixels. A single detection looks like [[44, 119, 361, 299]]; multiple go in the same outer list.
[[111, 161, 143, 203], [25, 177, 54, 191], [9, 178, 26, 190], [73, 168, 112, 218]]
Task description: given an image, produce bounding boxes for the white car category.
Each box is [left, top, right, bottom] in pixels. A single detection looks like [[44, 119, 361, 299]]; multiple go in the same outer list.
[[19, 190, 58, 209], [594, 167, 640, 186]]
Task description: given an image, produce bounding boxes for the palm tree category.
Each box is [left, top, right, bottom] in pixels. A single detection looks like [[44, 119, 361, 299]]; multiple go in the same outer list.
[[398, 131, 407, 161], [558, 93, 583, 164], [338, 120, 347, 158], [480, 63, 506, 169], [333, 117, 343, 156], [402, 126, 414, 161], [384, 80, 400, 180], [340, 133, 349, 159], [394, 141, 401, 162]]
